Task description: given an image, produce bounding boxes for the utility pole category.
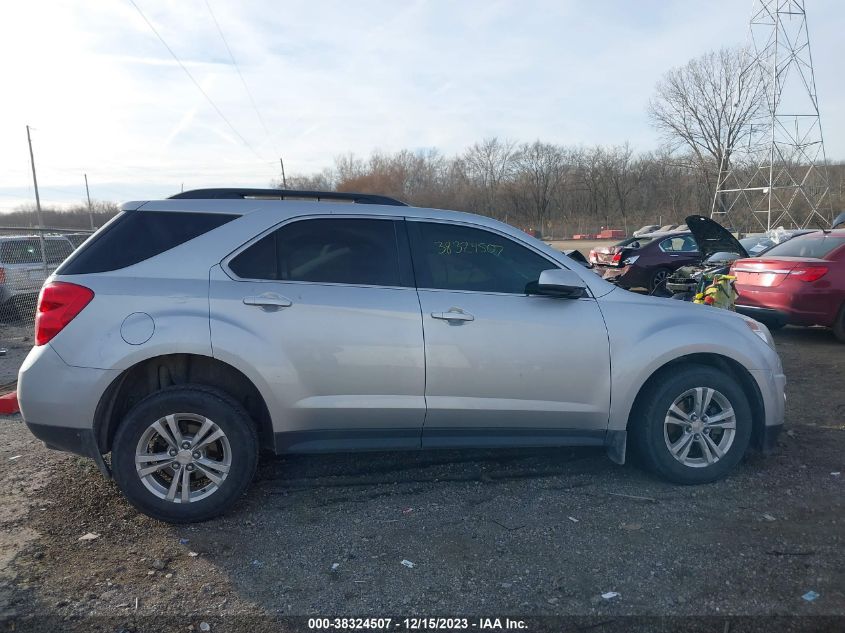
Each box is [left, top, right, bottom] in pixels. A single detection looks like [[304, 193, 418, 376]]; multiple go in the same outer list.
[[26, 125, 48, 271], [279, 157, 288, 189], [84, 173, 94, 230]]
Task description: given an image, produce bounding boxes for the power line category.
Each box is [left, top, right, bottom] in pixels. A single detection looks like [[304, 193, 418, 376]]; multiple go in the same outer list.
[[203, 0, 276, 153], [127, 0, 265, 161]]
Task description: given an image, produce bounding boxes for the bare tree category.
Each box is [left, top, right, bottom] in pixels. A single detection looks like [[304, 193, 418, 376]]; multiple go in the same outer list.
[[514, 141, 568, 236], [649, 47, 765, 188], [462, 138, 516, 220]]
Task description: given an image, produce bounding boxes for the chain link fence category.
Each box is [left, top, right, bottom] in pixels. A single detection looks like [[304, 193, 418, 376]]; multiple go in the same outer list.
[[0, 227, 93, 325]]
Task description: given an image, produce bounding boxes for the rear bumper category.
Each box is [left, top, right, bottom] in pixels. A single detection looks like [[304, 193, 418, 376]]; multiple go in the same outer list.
[[26, 420, 99, 457], [735, 285, 836, 327], [17, 344, 118, 475], [600, 265, 643, 288]]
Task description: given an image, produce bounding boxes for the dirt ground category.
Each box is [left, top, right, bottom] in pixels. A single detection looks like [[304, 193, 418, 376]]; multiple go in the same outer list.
[[0, 325, 843, 633]]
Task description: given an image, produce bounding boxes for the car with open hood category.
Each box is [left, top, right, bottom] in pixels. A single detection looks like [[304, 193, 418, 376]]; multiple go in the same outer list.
[[598, 215, 747, 294]]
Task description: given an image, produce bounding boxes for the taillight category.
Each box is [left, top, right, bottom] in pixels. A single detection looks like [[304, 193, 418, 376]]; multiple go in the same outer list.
[[788, 266, 828, 282], [35, 281, 94, 346], [611, 251, 623, 265]]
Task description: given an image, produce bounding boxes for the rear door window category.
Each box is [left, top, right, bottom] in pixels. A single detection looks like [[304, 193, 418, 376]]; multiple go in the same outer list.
[[228, 218, 403, 287], [57, 211, 237, 274], [660, 235, 698, 253]]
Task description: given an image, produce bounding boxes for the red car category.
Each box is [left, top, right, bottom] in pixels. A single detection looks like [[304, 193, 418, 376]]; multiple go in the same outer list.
[[731, 229, 845, 341]]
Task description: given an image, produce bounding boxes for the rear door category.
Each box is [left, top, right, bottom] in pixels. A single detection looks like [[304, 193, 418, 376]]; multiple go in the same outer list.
[[658, 234, 700, 269], [209, 216, 426, 452], [406, 219, 611, 448]]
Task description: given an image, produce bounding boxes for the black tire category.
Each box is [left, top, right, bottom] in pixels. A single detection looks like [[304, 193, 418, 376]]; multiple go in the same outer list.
[[833, 302, 845, 343], [649, 268, 672, 295], [630, 365, 752, 484], [112, 384, 258, 523]]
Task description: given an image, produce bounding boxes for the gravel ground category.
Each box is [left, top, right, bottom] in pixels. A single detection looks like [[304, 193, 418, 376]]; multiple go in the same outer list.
[[0, 322, 32, 387], [0, 326, 842, 633]]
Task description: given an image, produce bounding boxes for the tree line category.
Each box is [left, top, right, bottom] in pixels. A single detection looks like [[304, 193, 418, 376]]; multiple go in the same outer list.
[[3, 48, 842, 237]]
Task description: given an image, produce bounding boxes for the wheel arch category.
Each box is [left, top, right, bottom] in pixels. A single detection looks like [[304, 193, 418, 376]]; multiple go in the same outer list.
[[626, 353, 766, 450], [94, 353, 274, 455]]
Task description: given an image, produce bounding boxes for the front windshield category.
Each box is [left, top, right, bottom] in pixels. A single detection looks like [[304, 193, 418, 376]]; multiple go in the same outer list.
[[740, 236, 775, 255]]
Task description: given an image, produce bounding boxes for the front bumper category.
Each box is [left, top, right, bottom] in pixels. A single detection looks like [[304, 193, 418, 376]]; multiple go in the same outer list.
[[749, 367, 787, 453]]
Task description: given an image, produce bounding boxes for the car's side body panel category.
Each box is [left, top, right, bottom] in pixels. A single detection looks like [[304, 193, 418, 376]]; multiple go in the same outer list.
[[596, 288, 785, 432], [208, 265, 427, 445]]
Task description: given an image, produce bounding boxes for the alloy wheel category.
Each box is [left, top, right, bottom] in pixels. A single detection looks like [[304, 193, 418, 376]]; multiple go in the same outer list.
[[134, 413, 232, 503], [663, 387, 737, 468]]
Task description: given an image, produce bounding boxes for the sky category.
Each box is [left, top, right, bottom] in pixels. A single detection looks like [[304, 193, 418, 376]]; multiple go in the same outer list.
[[1, 0, 843, 213]]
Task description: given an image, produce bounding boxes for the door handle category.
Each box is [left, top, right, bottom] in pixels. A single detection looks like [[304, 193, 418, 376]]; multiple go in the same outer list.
[[431, 309, 474, 322], [243, 294, 293, 308]]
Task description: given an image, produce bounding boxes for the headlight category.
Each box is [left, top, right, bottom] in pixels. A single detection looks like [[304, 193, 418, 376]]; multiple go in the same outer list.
[[623, 255, 639, 265], [744, 319, 776, 349]]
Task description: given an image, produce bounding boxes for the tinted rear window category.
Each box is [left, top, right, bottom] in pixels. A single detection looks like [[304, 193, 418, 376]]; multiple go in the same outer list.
[[0, 238, 73, 265], [229, 218, 402, 286], [763, 235, 845, 259], [57, 211, 237, 274]]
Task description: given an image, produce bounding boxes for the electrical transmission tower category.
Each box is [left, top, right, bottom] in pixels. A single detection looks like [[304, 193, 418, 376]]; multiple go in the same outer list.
[[712, 0, 832, 231]]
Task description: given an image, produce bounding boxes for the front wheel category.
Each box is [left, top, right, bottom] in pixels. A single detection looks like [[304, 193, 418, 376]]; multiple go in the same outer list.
[[112, 385, 258, 523], [630, 365, 752, 484]]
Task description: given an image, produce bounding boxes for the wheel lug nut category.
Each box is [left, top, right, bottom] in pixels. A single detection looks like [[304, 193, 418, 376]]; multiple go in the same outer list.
[[186, 464, 194, 472], [168, 449, 177, 457], [181, 441, 191, 449], [192, 452, 201, 460]]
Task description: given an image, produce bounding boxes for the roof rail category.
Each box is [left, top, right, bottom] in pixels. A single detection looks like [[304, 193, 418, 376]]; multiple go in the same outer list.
[[169, 188, 408, 206]]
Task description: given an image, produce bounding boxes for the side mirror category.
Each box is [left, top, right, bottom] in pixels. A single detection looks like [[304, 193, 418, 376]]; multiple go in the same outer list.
[[529, 269, 587, 299]]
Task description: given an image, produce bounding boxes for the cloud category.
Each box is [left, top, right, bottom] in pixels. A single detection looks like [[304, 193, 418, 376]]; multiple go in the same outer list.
[[0, 0, 842, 211]]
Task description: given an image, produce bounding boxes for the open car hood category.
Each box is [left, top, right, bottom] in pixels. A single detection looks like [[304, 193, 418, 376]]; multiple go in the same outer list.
[[685, 215, 748, 259]]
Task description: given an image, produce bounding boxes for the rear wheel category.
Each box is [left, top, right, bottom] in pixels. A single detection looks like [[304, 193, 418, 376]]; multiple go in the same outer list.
[[630, 365, 752, 484], [649, 268, 672, 295], [112, 385, 258, 523]]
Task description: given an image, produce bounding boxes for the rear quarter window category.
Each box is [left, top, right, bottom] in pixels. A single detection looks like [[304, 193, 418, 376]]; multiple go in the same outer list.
[[57, 211, 237, 274]]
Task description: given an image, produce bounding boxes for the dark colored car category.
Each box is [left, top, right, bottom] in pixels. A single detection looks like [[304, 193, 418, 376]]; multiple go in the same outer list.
[[599, 231, 697, 291], [599, 216, 747, 293], [732, 229, 845, 340]]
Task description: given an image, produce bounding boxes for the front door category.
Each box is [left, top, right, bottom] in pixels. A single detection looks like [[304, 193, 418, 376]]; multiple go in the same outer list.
[[209, 216, 425, 452], [406, 220, 611, 448]]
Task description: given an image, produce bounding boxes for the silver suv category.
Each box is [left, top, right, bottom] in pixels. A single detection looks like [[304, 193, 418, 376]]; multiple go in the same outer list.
[[17, 189, 786, 523]]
